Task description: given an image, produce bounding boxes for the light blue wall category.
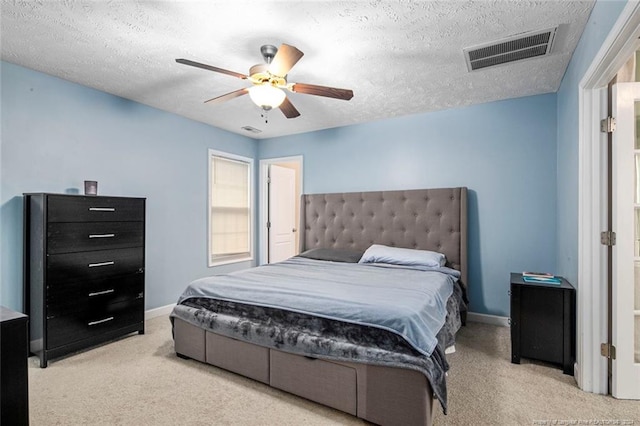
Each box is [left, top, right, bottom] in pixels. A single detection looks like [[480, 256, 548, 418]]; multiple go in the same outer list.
[[2, 0, 624, 317], [258, 94, 558, 316], [0, 61, 257, 312], [556, 0, 627, 284]]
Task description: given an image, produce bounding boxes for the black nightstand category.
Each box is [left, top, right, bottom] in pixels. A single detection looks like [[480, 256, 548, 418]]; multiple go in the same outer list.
[[510, 273, 576, 375]]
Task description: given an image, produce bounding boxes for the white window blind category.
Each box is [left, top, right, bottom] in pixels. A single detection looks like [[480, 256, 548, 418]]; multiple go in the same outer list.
[[209, 151, 253, 265]]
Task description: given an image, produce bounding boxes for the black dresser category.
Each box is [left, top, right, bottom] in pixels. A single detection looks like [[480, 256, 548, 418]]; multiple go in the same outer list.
[[1, 306, 29, 425], [510, 272, 575, 375], [24, 193, 145, 368]]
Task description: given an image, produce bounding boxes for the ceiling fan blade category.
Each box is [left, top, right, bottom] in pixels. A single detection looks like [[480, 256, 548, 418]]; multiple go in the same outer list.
[[279, 96, 301, 119], [291, 83, 353, 101], [176, 59, 248, 80], [268, 44, 304, 77], [204, 88, 249, 105]]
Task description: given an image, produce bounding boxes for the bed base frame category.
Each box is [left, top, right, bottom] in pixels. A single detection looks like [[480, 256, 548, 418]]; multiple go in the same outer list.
[[173, 187, 468, 426], [174, 318, 434, 425]]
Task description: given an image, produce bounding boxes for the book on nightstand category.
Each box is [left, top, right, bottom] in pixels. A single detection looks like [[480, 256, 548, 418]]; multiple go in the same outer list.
[[522, 271, 561, 285]]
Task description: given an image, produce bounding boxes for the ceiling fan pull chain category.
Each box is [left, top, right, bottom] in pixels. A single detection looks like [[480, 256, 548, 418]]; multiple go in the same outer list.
[[261, 108, 269, 124]]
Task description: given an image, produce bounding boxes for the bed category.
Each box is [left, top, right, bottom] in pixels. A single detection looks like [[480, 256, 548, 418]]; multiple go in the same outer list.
[[171, 187, 468, 426]]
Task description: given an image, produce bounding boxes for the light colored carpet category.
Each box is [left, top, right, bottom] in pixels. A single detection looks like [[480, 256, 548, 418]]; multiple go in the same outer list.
[[433, 323, 639, 425], [28, 317, 639, 425]]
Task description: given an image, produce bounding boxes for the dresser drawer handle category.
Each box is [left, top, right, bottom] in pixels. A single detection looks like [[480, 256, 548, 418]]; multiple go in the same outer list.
[[88, 317, 114, 326], [89, 233, 116, 239], [89, 207, 116, 212], [88, 261, 115, 268], [88, 289, 115, 297]]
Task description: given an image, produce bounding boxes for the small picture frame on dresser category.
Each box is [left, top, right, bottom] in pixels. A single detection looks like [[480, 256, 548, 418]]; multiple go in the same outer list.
[[84, 180, 98, 195]]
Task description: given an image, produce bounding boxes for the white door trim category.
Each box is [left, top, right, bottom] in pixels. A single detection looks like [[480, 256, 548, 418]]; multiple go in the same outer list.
[[258, 155, 303, 265], [577, 1, 640, 394]]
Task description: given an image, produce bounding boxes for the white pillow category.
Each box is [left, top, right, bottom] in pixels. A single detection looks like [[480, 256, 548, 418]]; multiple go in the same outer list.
[[358, 244, 446, 268]]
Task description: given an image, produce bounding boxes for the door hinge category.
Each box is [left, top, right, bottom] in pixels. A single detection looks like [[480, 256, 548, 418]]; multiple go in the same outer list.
[[600, 116, 616, 133], [600, 231, 616, 246], [600, 343, 616, 360], [266, 221, 271, 229]]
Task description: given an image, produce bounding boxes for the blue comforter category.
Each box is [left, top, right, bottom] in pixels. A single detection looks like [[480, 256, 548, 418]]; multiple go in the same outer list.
[[178, 256, 457, 357]]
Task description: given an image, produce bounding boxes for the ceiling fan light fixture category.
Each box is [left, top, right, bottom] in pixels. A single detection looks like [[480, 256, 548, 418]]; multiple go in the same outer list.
[[248, 84, 286, 110]]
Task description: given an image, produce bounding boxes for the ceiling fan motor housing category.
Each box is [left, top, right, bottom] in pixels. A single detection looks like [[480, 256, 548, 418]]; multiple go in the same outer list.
[[249, 63, 269, 80], [249, 63, 287, 87]]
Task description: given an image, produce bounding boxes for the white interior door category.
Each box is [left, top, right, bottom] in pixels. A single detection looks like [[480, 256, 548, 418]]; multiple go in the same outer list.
[[268, 164, 297, 263], [611, 82, 640, 399]]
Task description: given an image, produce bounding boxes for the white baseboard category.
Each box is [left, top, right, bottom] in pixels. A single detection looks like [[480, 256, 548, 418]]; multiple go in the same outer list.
[[145, 303, 176, 320], [467, 312, 510, 327]]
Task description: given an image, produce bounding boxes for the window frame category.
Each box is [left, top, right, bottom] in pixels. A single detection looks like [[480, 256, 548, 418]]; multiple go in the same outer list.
[[208, 149, 254, 267]]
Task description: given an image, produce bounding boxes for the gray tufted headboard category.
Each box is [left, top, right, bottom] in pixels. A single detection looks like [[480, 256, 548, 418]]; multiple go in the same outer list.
[[300, 187, 468, 290]]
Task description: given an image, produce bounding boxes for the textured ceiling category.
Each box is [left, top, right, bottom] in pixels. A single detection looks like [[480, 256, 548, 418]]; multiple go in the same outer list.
[[1, 1, 595, 139]]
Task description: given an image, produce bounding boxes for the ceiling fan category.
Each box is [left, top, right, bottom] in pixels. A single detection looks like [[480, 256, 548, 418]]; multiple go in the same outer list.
[[176, 44, 353, 119]]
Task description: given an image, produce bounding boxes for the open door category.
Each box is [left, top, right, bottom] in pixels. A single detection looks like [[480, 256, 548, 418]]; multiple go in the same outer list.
[[267, 164, 297, 263], [611, 82, 640, 399]]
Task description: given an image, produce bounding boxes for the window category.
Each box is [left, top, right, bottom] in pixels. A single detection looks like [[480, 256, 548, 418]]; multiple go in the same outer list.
[[208, 149, 253, 266]]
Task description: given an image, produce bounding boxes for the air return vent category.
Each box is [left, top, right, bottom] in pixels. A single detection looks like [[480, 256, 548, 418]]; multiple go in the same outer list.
[[464, 27, 557, 71]]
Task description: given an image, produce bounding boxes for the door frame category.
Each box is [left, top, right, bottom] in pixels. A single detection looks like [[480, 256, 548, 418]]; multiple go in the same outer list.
[[578, 1, 640, 394], [258, 155, 303, 265]]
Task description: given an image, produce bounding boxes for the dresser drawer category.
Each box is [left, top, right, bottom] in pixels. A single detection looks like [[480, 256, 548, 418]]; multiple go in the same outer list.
[[47, 299, 144, 348], [47, 195, 144, 223], [47, 222, 144, 254], [47, 274, 144, 313], [47, 247, 143, 284]]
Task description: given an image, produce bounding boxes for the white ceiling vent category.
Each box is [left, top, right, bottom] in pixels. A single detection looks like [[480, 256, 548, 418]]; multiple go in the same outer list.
[[241, 126, 262, 134], [464, 27, 557, 72]]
